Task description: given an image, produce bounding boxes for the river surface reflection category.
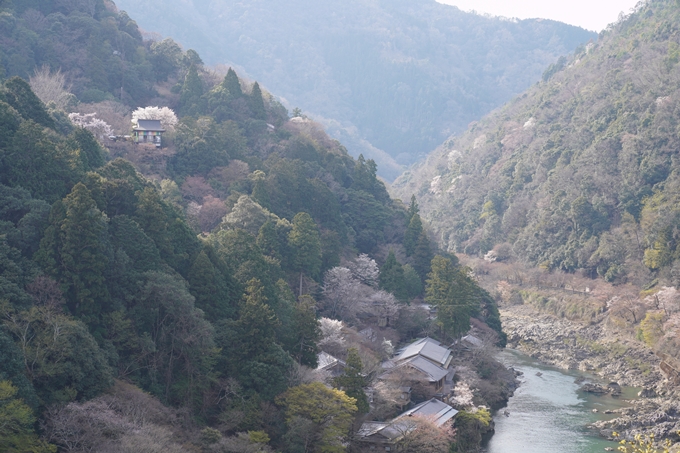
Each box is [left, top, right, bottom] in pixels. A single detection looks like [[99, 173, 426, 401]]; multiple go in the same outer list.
[[484, 349, 636, 453]]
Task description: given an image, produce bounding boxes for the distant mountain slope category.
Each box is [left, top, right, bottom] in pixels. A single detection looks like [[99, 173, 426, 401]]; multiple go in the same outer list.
[[112, 0, 595, 179], [393, 0, 680, 286]]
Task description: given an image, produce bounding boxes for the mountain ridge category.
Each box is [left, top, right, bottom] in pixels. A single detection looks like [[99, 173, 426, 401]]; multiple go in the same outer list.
[[112, 0, 596, 179], [393, 0, 680, 287]]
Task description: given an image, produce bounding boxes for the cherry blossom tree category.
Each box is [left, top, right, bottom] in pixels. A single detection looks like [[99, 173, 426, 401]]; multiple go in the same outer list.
[[131, 106, 178, 132], [68, 112, 113, 139]]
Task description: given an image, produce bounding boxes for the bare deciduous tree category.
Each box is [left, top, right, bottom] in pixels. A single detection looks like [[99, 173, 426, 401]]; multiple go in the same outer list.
[[29, 65, 73, 110], [395, 415, 455, 453], [349, 254, 380, 287]]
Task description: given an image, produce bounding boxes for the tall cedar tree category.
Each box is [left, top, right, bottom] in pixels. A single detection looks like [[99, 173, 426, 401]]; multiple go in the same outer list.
[[403, 213, 423, 256], [289, 212, 322, 295], [179, 64, 204, 115], [238, 278, 280, 358], [425, 255, 478, 339], [407, 194, 419, 220], [257, 219, 282, 261], [187, 249, 236, 320], [412, 230, 433, 283], [2, 77, 54, 129], [379, 250, 408, 301], [333, 347, 369, 413], [223, 67, 243, 98], [249, 82, 267, 120], [70, 127, 106, 171], [37, 183, 110, 328], [291, 295, 321, 367]]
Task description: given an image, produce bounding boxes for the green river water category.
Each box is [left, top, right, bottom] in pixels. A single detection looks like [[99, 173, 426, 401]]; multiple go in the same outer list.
[[484, 349, 639, 453]]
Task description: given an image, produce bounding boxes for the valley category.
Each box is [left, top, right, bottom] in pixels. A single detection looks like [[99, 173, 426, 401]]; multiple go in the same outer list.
[[1, 0, 680, 452]]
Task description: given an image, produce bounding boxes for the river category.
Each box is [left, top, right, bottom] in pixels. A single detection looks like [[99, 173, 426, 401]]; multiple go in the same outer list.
[[484, 349, 638, 453]]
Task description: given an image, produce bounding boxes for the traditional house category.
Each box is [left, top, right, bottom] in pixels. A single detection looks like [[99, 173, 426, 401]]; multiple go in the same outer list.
[[315, 351, 346, 377], [378, 356, 450, 401], [379, 337, 455, 402], [461, 334, 484, 350], [355, 399, 458, 451], [132, 119, 165, 147], [394, 337, 453, 369]]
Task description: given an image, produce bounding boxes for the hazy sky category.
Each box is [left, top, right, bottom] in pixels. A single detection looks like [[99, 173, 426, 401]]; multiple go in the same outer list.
[[436, 0, 641, 31]]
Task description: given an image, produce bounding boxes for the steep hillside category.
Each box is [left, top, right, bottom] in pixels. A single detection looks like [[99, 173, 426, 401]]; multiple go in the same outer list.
[[0, 1, 506, 450], [112, 0, 595, 179], [394, 0, 680, 289]]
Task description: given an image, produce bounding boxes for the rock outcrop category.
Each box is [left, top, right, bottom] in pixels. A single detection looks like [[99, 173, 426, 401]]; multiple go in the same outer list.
[[501, 304, 680, 445]]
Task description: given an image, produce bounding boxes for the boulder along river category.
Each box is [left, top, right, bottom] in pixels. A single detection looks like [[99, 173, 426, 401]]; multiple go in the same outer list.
[[484, 349, 638, 453]]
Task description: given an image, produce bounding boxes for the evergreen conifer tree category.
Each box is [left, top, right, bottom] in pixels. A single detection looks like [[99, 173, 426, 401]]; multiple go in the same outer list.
[[257, 219, 282, 261], [251, 174, 271, 209], [426, 256, 477, 340], [288, 212, 322, 295], [179, 64, 204, 114], [60, 183, 110, 326], [412, 230, 434, 283], [238, 278, 280, 358], [407, 194, 419, 220], [403, 264, 423, 299], [2, 77, 54, 129], [379, 250, 407, 301], [249, 81, 267, 120], [187, 249, 235, 320], [403, 213, 423, 256], [333, 347, 369, 413], [291, 295, 321, 367], [37, 183, 110, 328], [70, 127, 105, 171], [223, 68, 243, 98]]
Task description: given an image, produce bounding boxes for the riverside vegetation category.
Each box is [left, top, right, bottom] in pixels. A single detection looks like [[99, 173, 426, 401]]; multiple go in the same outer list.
[[0, 0, 509, 451], [394, 2, 680, 446]]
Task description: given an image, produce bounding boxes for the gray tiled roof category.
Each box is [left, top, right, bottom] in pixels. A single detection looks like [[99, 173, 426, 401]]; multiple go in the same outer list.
[[398, 398, 458, 427], [134, 119, 164, 131], [395, 337, 452, 367], [316, 351, 345, 371], [405, 356, 448, 382]]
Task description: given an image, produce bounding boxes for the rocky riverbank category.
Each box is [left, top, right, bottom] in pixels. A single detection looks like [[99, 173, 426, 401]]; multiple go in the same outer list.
[[501, 304, 680, 445]]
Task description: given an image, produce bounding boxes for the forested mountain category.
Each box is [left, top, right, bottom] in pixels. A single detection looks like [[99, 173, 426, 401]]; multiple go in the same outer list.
[[110, 0, 595, 179], [0, 1, 503, 451], [393, 0, 680, 288]]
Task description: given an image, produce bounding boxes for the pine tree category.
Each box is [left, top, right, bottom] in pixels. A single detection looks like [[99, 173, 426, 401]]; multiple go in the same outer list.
[[223, 67, 243, 98], [333, 348, 369, 413], [288, 212, 322, 295], [379, 250, 408, 301], [249, 81, 267, 120], [403, 213, 423, 256]]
